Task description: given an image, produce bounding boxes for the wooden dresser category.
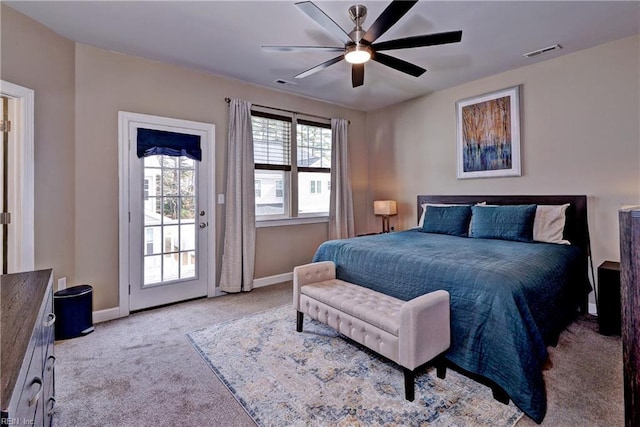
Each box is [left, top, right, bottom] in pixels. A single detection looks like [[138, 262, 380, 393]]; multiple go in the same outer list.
[[1, 269, 55, 426], [620, 207, 640, 427]]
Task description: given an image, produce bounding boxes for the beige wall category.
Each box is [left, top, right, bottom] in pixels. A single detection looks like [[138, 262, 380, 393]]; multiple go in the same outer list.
[[366, 35, 640, 277], [74, 44, 368, 310], [1, 5, 76, 285], [255, 223, 329, 278]]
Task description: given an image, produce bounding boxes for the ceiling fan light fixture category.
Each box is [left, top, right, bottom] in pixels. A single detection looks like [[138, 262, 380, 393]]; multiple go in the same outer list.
[[264, 1, 463, 87], [345, 44, 372, 64]]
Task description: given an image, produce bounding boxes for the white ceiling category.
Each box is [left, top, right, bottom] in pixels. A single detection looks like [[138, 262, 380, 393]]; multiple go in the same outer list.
[[6, 1, 640, 111]]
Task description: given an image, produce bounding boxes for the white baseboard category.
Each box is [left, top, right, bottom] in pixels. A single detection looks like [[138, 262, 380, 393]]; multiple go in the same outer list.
[[253, 272, 293, 288], [588, 302, 598, 316], [96, 273, 289, 322], [93, 307, 123, 324]]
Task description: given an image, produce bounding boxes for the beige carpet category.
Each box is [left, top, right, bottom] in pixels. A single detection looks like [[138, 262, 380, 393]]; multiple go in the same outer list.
[[52, 282, 623, 426]]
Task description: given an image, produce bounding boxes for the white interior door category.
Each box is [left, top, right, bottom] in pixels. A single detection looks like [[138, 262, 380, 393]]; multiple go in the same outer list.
[[122, 113, 215, 311], [0, 82, 34, 275]]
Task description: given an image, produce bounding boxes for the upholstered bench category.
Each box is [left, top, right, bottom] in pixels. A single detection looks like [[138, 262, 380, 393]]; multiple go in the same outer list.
[[293, 260, 451, 401]]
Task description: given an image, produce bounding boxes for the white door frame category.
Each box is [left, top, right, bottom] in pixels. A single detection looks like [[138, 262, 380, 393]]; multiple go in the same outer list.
[[118, 111, 217, 317], [0, 80, 35, 273]]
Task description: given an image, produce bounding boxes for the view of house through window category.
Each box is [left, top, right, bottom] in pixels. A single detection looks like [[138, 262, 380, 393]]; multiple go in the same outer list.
[[142, 155, 197, 284], [252, 110, 331, 219]]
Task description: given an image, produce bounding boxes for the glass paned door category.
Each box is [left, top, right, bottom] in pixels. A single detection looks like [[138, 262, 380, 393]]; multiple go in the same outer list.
[[142, 155, 197, 285], [128, 120, 211, 311]]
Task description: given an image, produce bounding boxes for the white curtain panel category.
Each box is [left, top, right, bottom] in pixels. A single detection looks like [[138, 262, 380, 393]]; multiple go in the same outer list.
[[329, 118, 355, 240], [220, 99, 256, 292]]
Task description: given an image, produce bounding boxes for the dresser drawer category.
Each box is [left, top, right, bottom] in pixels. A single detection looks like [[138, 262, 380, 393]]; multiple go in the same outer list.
[[44, 348, 56, 426], [42, 291, 56, 365], [14, 347, 44, 424]]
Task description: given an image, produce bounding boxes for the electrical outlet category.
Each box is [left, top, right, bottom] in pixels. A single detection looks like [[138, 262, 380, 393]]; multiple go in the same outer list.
[[58, 277, 66, 291], [218, 194, 225, 204]]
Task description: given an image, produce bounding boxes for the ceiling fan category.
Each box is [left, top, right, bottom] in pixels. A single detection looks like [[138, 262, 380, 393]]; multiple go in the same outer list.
[[262, 0, 462, 88]]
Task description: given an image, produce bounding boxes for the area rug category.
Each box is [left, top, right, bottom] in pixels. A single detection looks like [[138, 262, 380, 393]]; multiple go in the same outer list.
[[187, 305, 524, 427]]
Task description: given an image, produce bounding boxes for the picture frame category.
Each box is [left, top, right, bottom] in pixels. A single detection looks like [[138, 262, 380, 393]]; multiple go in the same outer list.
[[456, 85, 521, 179]]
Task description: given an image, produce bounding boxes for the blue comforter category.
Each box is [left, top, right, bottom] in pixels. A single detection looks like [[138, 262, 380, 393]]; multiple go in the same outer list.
[[312, 230, 583, 423]]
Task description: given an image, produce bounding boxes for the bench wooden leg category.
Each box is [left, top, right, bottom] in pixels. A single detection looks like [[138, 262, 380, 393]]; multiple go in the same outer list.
[[403, 367, 415, 401], [435, 356, 447, 379], [492, 384, 510, 405], [296, 311, 303, 332]]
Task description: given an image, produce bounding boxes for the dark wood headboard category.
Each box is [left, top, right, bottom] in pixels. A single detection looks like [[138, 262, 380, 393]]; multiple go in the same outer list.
[[417, 195, 591, 312]]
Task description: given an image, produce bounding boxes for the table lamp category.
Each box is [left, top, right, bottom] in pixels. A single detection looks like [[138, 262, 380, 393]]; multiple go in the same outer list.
[[374, 200, 397, 233]]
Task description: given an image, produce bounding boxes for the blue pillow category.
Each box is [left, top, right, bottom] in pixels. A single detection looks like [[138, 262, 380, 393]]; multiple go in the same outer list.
[[422, 205, 472, 237], [470, 204, 537, 242]]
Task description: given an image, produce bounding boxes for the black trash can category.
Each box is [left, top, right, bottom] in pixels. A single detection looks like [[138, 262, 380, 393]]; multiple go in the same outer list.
[[54, 284, 95, 340]]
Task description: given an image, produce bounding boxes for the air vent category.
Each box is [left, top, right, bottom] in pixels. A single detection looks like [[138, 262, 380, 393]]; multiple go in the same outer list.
[[274, 79, 297, 86], [523, 44, 562, 58]]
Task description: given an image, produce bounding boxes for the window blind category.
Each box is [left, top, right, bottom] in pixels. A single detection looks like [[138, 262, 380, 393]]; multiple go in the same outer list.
[[251, 111, 291, 170]]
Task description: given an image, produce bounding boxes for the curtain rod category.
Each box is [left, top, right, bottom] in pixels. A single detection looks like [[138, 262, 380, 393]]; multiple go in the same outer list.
[[224, 97, 349, 124]]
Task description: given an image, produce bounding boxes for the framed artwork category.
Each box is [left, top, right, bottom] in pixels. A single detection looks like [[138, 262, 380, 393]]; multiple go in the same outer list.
[[456, 86, 521, 179]]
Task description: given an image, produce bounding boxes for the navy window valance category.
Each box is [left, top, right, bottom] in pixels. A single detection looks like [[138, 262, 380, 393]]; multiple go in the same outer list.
[[136, 128, 202, 161]]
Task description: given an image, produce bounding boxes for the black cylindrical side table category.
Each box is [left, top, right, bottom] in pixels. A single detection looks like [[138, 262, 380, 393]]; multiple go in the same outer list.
[[54, 284, 95, 340]]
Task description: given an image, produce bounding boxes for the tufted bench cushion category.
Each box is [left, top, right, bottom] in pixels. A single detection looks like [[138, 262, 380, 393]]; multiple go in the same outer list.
[[293, 260, 451, 402], [300, 279, 402, 335]]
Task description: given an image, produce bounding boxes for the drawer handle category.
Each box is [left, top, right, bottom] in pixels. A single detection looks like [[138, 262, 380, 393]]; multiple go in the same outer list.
[[44, 312, 56, 327], [47, 396, 56, 416], [28, 377, 43, 407], [47, 355, 56, 371]]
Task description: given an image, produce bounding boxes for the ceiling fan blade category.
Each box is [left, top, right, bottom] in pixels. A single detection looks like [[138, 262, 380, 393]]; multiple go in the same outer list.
[[373, 31, 463, 51], [294, 55, 344, 79], [352, 64, 364, 87], [362, 0, 418, 44], [372, 52, 426, 77], [262, 46, 344, 53], [295, 1, 353, 45]]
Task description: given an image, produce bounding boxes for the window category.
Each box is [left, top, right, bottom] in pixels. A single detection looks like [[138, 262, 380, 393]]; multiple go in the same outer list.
[[145, 228, 154, 256], [310, 180, 322, 194], [254, 180, 262, 198], [252, 110, 331, 220], [143, 178, 150, 200]]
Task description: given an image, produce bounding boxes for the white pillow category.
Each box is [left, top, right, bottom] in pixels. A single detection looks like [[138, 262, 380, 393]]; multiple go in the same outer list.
[[417, 202, 485, 228], [533, 204, 570, 244]]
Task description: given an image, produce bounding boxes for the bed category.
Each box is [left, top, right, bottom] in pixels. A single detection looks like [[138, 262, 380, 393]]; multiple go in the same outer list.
[[312, 195, 591, 423]]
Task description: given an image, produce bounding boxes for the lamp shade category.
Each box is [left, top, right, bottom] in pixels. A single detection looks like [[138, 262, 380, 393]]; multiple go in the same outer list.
[[374, 200, 397, 216]]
